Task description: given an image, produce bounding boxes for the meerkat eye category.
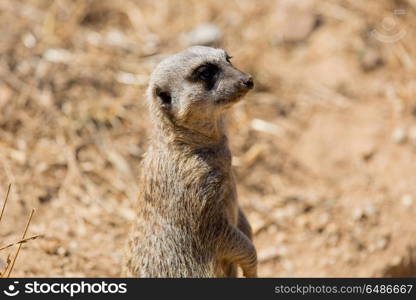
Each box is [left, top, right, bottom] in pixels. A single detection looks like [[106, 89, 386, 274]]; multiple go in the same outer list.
[[195, 64, 218, 82], [155, 87, 172, 108]]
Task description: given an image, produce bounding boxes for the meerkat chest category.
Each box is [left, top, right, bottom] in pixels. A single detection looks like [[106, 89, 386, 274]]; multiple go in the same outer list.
[[189, 149, 239, 223], [142, 145, 238, 220]]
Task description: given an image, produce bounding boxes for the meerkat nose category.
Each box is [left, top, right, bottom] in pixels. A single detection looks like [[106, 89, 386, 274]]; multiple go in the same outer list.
[[243, 76, 254, 89]]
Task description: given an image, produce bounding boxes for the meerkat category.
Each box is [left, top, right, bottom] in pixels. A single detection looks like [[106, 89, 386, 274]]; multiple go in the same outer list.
[[124, 46, 257, 278]]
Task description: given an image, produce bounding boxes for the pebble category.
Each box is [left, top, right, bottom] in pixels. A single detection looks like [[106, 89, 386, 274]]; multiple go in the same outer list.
[[375, 236, 389, 250], [86, 31, 102, 46], [364, 204, 378, 217], [9, 149, 26, 165], [360, 48, 383, 72], [401, 194, 413, 207], [184, 23, 223, 46], [274, 206, 299, 221], [22, 32, 36, 48], [258, 245, 287, 262], [57, 247, 68, 257], [106, 30, 128, 47], [353, 204, 379, 223], [115, 72, 148, 86], [391, 127, 407, 144], [352, 207, 365, 220], [44, 49, 73, 63], [390, 256, 403, 267], [368, 236, 390, 253], [250, 119, 284, 136]]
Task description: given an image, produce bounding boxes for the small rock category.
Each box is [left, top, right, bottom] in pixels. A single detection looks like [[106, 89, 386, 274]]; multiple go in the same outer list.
[[401, 194, 413, 207], [68, 241, 78, 250], [115, 72, 148, 86], [40, 239, 61, 255], [231, 156, 243, 167], [258, 245, 287, 262], [9, 149, 26, 165], [22, 32, 36, 48], [250, 119, 284, 136], [57, 246, 68, 257], [127, 144, 142, 158], [106, 149, 132, 176], [44, 49, 72, 63], [391, 127, 407, 144], [38, 190, 54, 203], [86, 31, 102, 46], [362, 148, 375, 161], [274, 206, 299, 221], [390, 256, 402, 267], [368, 244, 376, 253], [352, 208, 365, 221], [369, 235, 390, 253], [106, 30, 128, 47], [360, 47, 383, 72], [184, 23, 223, 46], [375, 236, 389, 250], [364, 204, 378, 217], [119, 208, 136, 222], [352, 204, 377, 221]]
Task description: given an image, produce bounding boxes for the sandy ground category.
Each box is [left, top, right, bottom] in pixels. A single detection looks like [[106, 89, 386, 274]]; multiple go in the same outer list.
[[0, 0, 416, 277]]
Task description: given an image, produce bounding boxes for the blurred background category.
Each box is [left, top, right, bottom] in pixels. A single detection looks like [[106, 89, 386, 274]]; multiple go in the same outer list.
[[0, 0, 415, 277]]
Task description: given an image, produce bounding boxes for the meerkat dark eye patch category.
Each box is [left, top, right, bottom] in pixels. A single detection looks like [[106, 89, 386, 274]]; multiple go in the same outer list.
[[225, 54, 233, 63], [197, 64, 218, 81], [155, 87, 172, 108], [189, 63, 219, 90]]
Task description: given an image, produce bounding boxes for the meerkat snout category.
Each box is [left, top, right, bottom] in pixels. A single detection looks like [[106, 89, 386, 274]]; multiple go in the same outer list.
[[242, 75, 254, 89]]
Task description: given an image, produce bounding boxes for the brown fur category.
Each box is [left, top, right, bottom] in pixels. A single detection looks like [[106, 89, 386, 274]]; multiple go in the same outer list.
[[124, 46, 257, 278]]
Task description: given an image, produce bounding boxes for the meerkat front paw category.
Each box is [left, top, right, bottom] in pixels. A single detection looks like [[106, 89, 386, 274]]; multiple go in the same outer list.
[[243, 266, 258, 278]]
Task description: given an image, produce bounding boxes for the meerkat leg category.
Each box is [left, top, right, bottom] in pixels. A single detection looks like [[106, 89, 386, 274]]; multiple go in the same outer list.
[[221, 260, 238, 277], [220, 226, 258, 278], [221, 209, 253, 277]]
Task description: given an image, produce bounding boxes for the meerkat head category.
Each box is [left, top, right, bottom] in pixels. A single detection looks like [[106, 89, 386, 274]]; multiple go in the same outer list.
[[147, 46, 253, 138]]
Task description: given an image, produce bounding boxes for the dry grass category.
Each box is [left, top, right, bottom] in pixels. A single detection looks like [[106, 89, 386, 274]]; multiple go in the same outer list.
[[0, 0, 416, 277], [0, 185, 39, 277], [0, 184, 11, 225]]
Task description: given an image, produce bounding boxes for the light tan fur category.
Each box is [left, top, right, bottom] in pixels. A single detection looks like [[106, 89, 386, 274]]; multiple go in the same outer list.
[[124, 46, 257, 278]]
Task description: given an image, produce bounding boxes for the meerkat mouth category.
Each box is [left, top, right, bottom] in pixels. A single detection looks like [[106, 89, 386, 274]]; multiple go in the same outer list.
[[216, 90, 250, 106]]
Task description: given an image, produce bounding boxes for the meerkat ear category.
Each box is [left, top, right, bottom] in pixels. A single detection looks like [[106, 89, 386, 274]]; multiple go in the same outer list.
[[155, 86, 172, 110]]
